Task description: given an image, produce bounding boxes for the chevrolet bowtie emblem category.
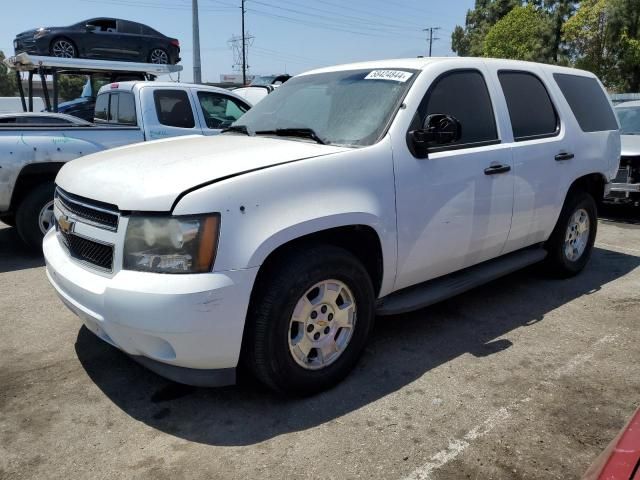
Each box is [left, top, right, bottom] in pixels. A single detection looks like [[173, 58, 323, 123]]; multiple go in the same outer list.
[[57, 215, 74, 234]]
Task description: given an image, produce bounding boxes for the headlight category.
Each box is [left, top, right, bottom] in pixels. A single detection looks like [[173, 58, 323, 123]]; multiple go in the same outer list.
[[33, 28, 50, 39], [123, 214, 220, 273]]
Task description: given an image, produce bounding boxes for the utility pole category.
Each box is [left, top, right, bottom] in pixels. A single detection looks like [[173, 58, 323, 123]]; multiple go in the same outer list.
[[241, 0, 247, 85], [192, 0, 202, 83], [424, 27, 441, 57]]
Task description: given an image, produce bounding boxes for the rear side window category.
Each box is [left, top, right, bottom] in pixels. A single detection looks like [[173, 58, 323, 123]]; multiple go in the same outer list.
[[416, 70, 498, 149], [154, 90, 195, 129], [499, 71, 558, 141], [553, 74, 618, 132], [94, 92, 137, 125]]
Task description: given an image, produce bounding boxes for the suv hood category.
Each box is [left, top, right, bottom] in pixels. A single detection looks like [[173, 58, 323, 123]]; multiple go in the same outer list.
[[56, 134, 348, 211], [621, 134, 640, 157]]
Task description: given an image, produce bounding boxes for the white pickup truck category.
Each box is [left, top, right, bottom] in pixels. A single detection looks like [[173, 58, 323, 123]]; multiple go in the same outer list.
[[44, 58, 620, 395], [0, 81, 251, 248]]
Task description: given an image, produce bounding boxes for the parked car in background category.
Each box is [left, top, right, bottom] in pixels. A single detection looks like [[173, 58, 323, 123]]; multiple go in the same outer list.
[[607, 100, 640, 205], [13, 18, 180, 64], [232, 85, 275, 105], [44, 58, 619, 395], [0, 82, 250, 248], [250, 74, 292, 86]]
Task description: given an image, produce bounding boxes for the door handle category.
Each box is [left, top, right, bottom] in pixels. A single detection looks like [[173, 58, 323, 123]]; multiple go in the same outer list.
[[555, 152, 574, 161], [484, 164, 511, 175]]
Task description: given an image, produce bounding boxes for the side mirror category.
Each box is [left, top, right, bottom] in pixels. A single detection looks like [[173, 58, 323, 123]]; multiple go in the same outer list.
[[407, 113, 462, 158], [85, 24, 97, 32]]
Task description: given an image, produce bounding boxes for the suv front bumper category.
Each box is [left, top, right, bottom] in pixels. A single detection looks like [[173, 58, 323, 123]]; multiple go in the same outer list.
[[43, 228, 258, 386]]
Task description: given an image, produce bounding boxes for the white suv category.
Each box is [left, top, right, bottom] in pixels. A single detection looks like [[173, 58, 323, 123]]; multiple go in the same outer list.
[[44, 58, 620, 395]]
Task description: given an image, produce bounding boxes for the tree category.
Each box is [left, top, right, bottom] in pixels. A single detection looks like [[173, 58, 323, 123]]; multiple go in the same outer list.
[[451, 0, 521, 57], [563, 0, 616, 86], [483, 5, 553, 61], [58, 75, 87, 101], [607, 0, 640, 91], [0, 50, 18, 96]]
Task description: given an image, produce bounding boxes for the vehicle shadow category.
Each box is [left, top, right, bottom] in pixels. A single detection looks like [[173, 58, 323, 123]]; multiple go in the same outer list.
[[599, 203, 640, 226], [74, 246, 640, 447], [0, 225, 44, 273]]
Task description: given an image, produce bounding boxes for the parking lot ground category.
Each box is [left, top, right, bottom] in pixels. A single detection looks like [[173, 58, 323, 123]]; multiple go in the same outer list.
[[1, 215, 639, 480]]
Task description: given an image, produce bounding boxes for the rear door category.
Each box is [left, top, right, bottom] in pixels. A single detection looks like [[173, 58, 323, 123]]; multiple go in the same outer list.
[[393, 65, 515, 290], [486, 66, 573, 253], [116, 20, 145, 60]]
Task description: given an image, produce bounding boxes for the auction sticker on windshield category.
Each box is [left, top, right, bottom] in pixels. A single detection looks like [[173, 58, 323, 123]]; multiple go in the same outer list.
[[364, 70, 413, 82]]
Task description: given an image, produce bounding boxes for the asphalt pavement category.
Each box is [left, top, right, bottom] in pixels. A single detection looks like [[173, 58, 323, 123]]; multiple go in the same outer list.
[[1, 211, 639, 480]]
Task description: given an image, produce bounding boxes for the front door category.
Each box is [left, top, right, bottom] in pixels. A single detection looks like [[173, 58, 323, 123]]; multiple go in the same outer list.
[[392, 67, 514, 291]]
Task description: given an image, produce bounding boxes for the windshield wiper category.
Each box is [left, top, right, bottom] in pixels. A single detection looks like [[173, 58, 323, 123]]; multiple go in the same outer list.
[[221, 125, 253, 136], [255, 128, 327, 145]]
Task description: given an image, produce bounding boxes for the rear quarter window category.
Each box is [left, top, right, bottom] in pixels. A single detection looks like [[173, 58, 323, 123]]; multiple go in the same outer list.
[[553, 74, 618, 132]]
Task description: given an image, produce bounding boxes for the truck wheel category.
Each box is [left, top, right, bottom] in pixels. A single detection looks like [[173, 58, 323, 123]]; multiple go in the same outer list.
[[16, 182, 56, 252], [244, 245, 375, 395], [544, 191, 597, 277]]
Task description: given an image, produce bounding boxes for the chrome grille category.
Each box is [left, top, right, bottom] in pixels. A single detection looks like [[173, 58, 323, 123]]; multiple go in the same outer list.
[[55, 187, 119, 231], [59, 230, 114, 272]]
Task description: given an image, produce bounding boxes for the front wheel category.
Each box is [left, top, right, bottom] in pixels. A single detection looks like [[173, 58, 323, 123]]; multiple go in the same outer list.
[[16, 182, 55, 252], [544, 191, 597, 277], [50, 38, 77, 58], [243, 245, 375, 395]]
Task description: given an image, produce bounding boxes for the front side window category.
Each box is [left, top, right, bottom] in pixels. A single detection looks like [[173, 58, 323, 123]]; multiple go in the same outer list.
[[412, 69, 498, 150], [153, 90, 195, 129], [86, 19, 117, 33], [197, 92, 249, 129], [499, 71, 558, 141], [230, 68, 417, 146]]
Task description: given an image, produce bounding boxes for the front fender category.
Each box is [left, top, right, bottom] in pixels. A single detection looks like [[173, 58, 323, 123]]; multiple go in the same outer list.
[[173, 138, 398, 296]]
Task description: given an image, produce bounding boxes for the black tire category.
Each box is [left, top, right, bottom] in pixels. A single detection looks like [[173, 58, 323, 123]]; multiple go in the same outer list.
[[243, 245, 375, 395], [149, 48, 170, 64], [0, 215, 15, 227], [544, 191, 597, 277], [50, 38, 77, 58], [16, 182, 55, 252]]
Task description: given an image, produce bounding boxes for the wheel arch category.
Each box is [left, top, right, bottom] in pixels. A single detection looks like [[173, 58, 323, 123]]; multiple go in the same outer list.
[[249, 221, 386, 299], [566, 172, 607, 205], [10, 162, 64, 213]]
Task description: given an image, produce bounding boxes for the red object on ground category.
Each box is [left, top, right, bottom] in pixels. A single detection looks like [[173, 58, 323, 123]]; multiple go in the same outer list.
[[583, 407, 640, 479]]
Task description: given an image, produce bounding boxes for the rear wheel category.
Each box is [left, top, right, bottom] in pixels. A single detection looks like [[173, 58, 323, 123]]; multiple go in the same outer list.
[[544, 191, 597, 277], [149, 48, 169, 64], [16, 182, 55, 252], [50, 38, 77, 58], [243, 245, 375, 395]]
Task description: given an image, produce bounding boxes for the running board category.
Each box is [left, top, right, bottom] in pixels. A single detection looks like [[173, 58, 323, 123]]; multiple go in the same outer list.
[[376, 247, 547, 316]]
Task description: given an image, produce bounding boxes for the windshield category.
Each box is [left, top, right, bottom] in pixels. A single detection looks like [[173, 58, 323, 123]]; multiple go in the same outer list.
[[616, 106, 640, 134], [230, 68, 417, 147]]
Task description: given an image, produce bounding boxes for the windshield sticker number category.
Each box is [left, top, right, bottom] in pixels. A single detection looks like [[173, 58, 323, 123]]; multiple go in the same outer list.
[[364, 70, 413, 82]]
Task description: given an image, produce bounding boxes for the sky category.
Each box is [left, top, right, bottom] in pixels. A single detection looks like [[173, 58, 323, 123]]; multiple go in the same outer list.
[[0, 0, 475, 82]]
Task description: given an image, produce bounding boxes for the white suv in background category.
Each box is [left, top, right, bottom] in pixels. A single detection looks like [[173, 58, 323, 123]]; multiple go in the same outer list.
[[44, 58, 620, 395]]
